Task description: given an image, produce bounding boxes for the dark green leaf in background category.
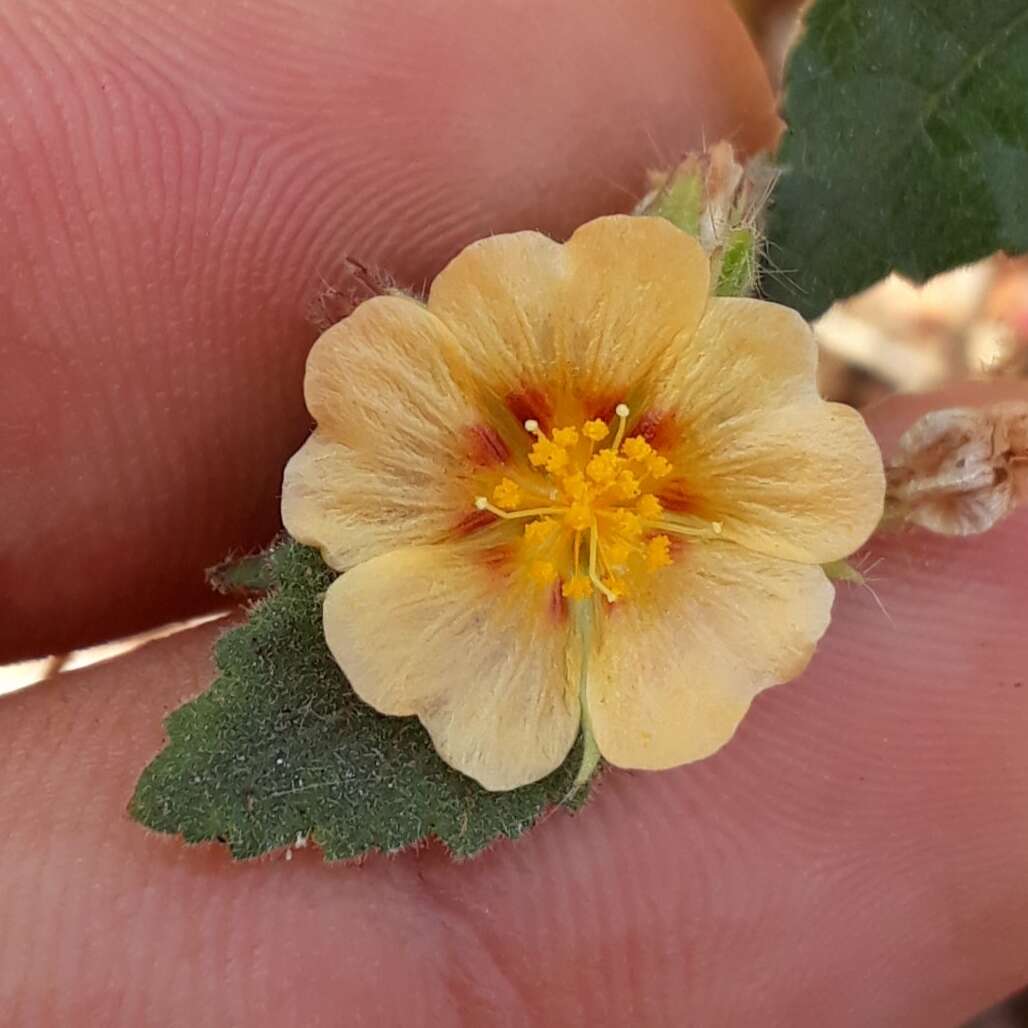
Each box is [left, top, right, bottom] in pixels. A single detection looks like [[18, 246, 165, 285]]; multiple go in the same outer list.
[[764, 0, 1028, 318], [131, 542, 587, 861]]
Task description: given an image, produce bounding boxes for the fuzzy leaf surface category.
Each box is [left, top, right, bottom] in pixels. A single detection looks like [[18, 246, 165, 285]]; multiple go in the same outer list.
[[764, 0, 1028, 317], [131, 542, 585, 861]]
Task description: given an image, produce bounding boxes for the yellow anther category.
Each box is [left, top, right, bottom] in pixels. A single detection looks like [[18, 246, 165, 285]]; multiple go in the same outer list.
[[546, 448, 569, 474], [646, 535, 673, 570], [529, 560, 558, 584], [502, 405, 679, 599], [612, 509, 643, 537], [523, 518, 557, 545], [712, 521, 724, 535], [562, 575, 593, 600], [585, 450, 619, 484], [605, 540, 632, 565], [565, 503, 592, 531], [614, 470, 641, 500], [622, 436, 653, 462], [529, 438, 570, 474], [562, 471, 588, 501], [646, 454, 673, 479], [528, 439, 552, 467], [637, 494, 663, 520], [491, 478, 522, 510]]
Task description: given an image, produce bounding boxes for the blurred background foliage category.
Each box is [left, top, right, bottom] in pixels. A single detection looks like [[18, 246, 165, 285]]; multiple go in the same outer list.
[[736, 0, 1028, 415]]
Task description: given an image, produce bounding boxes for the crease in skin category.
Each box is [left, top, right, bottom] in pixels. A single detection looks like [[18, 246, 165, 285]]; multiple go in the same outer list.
[[0, 0, 778, 662]]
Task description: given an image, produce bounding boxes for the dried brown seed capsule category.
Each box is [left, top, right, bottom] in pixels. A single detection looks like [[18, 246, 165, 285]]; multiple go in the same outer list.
[[885, 402, 1028, 535]]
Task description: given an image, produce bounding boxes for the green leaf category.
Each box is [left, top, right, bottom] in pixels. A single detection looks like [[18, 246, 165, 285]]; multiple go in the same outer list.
[[130, 541, 588, 861], [764, 0, 1028, 318]]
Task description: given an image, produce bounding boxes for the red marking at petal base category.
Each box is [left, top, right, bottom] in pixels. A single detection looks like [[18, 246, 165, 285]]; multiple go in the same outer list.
[[479, 544, 515, 575], [634, 410, 678, 450], [658, 479, 694, 514], [465, 424, 510, 467], [506, 388, 552, 430], [583, 394, 621, 423], [453, 509, 495, 537], [548, 581, 568, 625], [666, 535, 689, 560]]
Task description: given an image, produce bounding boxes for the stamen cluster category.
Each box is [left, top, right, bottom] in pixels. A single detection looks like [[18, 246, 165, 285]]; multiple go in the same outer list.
[[475, 405, 676, 602]]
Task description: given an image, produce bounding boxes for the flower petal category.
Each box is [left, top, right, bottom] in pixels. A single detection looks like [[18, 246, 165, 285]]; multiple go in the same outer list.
[[426, 229, 568, 405], [659, 297, 823, 413], [678, 402, 886, 563], [282, 430, 473, 571], [588, 542, 834, 770], [557, 215, 711, 398], [304, 293, 475, 444], [285, 295, 488, 569], [322, 545, 579, 791], [427, 215, 710, 411], [654, 298, 884, 563]]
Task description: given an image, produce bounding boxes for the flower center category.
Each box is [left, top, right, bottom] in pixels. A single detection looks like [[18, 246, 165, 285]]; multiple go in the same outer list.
[[474, 404, 687, 602]]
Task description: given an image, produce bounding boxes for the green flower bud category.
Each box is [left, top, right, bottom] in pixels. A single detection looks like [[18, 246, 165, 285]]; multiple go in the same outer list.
[[636, 141, 773, 297]]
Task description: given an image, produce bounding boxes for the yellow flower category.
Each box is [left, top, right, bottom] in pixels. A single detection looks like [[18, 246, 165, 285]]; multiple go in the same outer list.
[[282, 215, 885, 792]]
